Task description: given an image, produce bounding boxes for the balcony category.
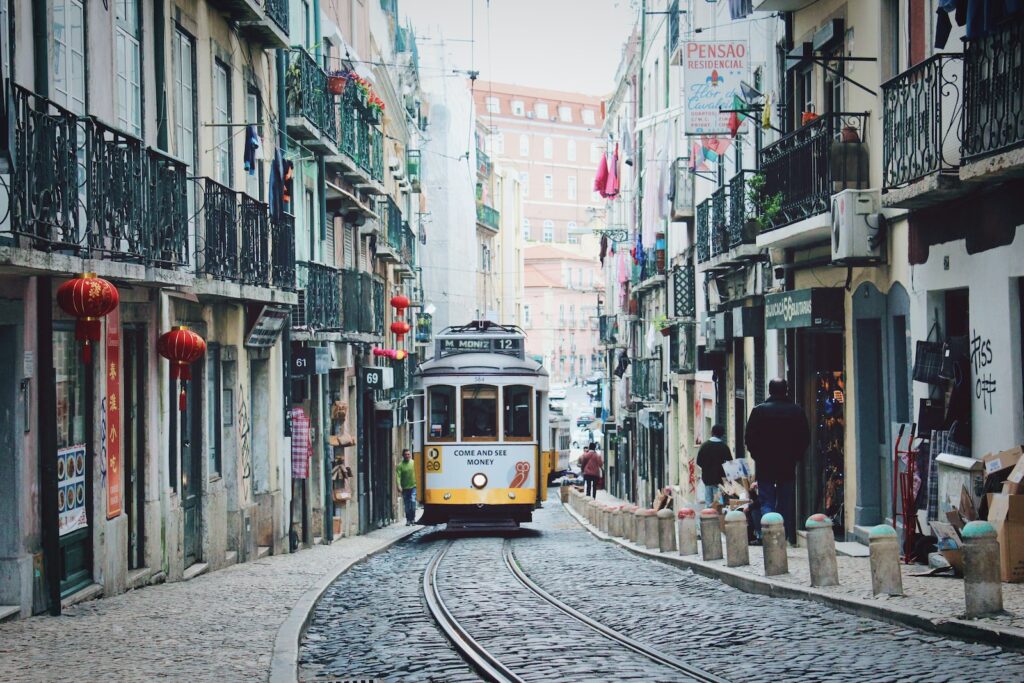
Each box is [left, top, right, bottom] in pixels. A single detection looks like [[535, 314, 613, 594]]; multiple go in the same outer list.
[[195, 178, 295, 290], [476, 147, 492, 178], [339, 269, 385, 336], [209, 0, 288, 47], [598, 314, 619, 345], [696, 199, 710, 264], [709, 186, 729, 259], [961, 16, 1024, 182], [631, 357, 663, 402], [328, 86, 385, 191], [373, 197, 402, 262], [286, 49, 337, 152], [476, 202, 500, 232], [294, 261, 341, 331], [757, 112, 869, 247], [881, 54, 967, 208], [398, 222, 417, 278], [407, 149, 422, 193], [5, 87, 190, 275]]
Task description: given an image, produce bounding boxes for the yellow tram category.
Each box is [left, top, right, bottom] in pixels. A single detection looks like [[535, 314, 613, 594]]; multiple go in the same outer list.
[[414, 321, 553, 528]]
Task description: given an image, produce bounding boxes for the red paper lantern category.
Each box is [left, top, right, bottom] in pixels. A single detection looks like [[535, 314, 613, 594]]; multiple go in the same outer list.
[[56, 273, 119, 363], [158, 326, 207, 410], [390, 319, 411, 345], [390, 295, 410, 312], [372, 347, 389, 358]]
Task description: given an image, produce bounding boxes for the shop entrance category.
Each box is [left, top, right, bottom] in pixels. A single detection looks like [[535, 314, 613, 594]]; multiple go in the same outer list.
[[54, 326, 91, 596], [179, 363, 203, 568], [122, 327, 146, 570]]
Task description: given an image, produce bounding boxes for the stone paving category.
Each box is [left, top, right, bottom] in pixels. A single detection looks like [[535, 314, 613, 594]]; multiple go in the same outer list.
[[585, 489, 1024, 634], [0, 523, 413, 683]]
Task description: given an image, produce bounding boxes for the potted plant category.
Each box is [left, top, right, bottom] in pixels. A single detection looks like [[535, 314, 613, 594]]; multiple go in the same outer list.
[[327, 71, 347, 95], [744, 172, 784, 237], [801, 105, 818, 126], [367, 93, 385, 123], [286, 59, 304, 111], [654, 314, 674, 337]]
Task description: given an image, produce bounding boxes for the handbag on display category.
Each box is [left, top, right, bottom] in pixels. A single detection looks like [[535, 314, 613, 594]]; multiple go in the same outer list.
[[912, 322, 944, 384], [916, 398, 946, 434], [939, 336, 968, 381]]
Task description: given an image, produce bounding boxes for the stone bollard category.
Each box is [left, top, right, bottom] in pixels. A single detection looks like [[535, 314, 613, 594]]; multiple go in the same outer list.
[[963, 521, 1003, 618], [761, 512, 789, 576], [601, 505, 611, 534], [677, 508, 698, 556], [657, 509, 677, 552], [587, 499, 597, 525], [868, 524, 903, 596], [699, 508, 723, 561], [615, 505, 629, 538], [805, 514, 840, 588], [642, 509, 659, 549], [608, 505, 621, 538], [724, 510, 750, 567], [628, 506, 642, 543]]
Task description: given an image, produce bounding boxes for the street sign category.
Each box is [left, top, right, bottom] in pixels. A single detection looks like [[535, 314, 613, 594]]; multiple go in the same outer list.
[[291, 347, 330, 376], [361, 366, 394, 390], [245, 306, 290, 348]]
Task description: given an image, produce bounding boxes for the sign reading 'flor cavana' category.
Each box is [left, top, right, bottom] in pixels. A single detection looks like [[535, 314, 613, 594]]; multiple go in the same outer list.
[[682, 41, 749, 135]]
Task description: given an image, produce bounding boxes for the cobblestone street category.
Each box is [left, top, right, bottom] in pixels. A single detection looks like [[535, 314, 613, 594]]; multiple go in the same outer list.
[[299, 498, 1024, 682]]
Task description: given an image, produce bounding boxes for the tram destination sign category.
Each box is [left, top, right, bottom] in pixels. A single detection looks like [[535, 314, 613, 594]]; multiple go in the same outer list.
[[437, 336, 524, 359]]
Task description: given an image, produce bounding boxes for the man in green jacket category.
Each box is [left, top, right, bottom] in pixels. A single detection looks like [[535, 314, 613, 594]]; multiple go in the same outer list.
[[396, 448, 418, 525]]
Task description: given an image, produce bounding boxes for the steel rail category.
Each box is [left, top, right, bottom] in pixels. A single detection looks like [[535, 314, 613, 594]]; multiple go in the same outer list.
[[502, 540, 731, 683], [421, 541, 525, 683]]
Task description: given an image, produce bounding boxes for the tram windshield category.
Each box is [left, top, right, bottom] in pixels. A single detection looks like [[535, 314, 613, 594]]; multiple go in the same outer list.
[[462, 384, 498, 440], [503, 385, 532, 440], [428, 386, 456, 440]]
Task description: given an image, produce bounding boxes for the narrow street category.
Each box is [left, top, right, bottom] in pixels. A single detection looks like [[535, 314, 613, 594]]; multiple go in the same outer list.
[[299, 498, 1024, 683]]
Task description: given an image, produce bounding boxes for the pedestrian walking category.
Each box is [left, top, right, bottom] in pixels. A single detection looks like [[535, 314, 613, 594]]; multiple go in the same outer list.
[[395, 448, 418, 526], [696, 424, 732, 507], [744, 378, 810, 544], [580, 442, 603, 499]]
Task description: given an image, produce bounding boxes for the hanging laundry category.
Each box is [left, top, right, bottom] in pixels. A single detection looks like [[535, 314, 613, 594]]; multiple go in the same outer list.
[[289, 406, 311, 479], [617, 248, 628, 285], [599, 234, 609, 266], [605, 143, 620, 199], [593, 151, 609, 196], [729, 0, 753, 20], [283, 160, 295, 207], [622, 119, 634, 166], [658, 155, 671, 221], [761, 92, 773, 131], [269, 148, 285, 219], [243, 125, 261, 175]]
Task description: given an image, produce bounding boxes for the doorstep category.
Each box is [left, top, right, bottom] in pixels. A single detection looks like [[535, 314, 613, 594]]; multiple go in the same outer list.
[[835, 541, 870, 558], [225, 550, 238, 566], [126, 567, 155, 591], [257, 546, 271, 559], [0, 605, 19, 623], [182, 562, 209, 581], [61, 583, 103, 610]]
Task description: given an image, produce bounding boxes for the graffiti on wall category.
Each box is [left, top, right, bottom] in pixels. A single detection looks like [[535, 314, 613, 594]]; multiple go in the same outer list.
[[971, 330, 998, 414], [237, 385, 253, 501]]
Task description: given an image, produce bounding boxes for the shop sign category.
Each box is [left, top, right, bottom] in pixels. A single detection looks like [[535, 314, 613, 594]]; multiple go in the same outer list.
[[292, 347, 330, 375], [245, 306, 290, 348], [682, 40, 750, 135], [58, 444, 88, 536], [105, 307, 122, 519], [765, 288, 844, 330]]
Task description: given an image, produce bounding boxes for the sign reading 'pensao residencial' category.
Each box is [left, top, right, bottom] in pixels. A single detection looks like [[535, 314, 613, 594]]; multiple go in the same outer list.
[[683, 40, 750, 135]]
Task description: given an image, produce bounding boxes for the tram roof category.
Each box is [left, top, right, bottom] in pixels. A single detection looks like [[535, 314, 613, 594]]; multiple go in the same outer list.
[[417, 352, 548, 377]]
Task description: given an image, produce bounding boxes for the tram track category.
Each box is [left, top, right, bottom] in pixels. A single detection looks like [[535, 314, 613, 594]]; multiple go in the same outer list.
[[422, 538, 731, 683]]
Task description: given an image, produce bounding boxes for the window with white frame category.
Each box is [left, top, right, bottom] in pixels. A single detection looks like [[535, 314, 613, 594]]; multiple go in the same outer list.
[[543, 220, 554, 242], [511, 100, 524, 116], [519, 171, 529, 196], [519, 134, 530, 156], [522, 218, 531, 241], [568, 234, 579, 244], [567, 176, 577, 200], [543, 137, 553, 159], [567, 221, 577, 234], [213, 60, 232, 185], [115, 0, 142, 136], [535, 101, 549, 119], [173, 28, 196, 212], [558, 105, 573, 122], [543, 174, 553, 198], [52, 0, 86, 114], [590, 143, 601, 163], [245, 90, 262, 199], [582, 109, 596, 125], [485, 96, 500, 113], [567, 139, 576, 161]]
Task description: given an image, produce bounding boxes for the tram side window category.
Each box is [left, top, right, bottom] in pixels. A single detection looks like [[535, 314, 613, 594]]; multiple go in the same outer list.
[[428, 386, 456, 440], [462, 384, 498, 440], [503, 385, 532, 440]]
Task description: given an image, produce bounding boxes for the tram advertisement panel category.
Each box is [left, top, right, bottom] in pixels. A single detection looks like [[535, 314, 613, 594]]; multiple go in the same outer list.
[[424, 444, 536, 490]]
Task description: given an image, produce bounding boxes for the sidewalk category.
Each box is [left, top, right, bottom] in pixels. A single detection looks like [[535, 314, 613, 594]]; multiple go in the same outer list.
[[0, 524, 416, 682], [569, 489, 1024, 650]]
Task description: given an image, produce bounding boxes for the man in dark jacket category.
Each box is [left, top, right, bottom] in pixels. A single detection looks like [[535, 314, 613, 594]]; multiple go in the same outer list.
[[696, 424, 732, 507], [745, 378, 810, 543]]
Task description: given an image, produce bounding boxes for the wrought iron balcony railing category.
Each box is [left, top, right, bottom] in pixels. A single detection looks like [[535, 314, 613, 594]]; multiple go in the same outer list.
[[340, 269, 385, 335], [384, 197, 403, 249], [476, 147, 492, 177], [710, 185, 729, 258], [631, 357, 663, 402], [341, 268, 362, 334], [271, 212, 296, 290], [371, 127, 384, 181], [286, 49, 336, 142], [401, 222, 417, 266], [407, 149, 422, 192], [8, 86, 189, 267], [696, 199, 710, 263], [476, 202, 500, 231], [758, 112, 869, 231], [197, 178, 239, 281], [239, 193, 270, 287], [882, 54, 964, 190], [370, 274, 385, 334], [295, 261, 341, 330], [599, 314, 618, 345], [727, 170, 758, 249], [671, 263, 695, 320], [264, 0, 289, 33], [963, 16, 1024, 163]]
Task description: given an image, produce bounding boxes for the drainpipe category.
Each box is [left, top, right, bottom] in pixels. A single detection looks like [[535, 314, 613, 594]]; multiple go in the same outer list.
[[153, 0, 168, 150]]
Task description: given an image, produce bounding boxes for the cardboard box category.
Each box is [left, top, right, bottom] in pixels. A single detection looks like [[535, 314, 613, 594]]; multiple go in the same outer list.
[[986, 493, 1024, 583], [982, 447, 1024, 478], [1002, 448, 1024, 494]]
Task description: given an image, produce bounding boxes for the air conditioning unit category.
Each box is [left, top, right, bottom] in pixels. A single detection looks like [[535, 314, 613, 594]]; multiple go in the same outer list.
[[830, 189, 884, 265]]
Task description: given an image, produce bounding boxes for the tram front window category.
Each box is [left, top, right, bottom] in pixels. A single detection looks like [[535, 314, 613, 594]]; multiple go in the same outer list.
[[428, 386, 456, 440], [503, 385, 532, 440], [462, 384, 497, 440]]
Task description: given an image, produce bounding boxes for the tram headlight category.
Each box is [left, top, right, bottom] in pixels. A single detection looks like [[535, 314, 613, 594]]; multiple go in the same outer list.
[[508, 491, 516, 500], [443, 492, 452, 500], [471, 473, 488, 489]]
